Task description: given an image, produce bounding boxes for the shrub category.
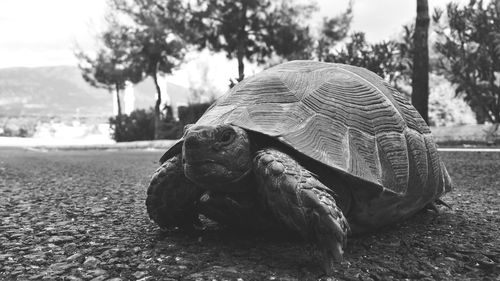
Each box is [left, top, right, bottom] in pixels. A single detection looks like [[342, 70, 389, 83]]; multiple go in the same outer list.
[[159, 102, 212, 139], [109, 102, 212, 142], [109, 109, 155, 142], [178, 103, 212, 125], [0, 117, 37, 137], [428, 74, 476, 127]]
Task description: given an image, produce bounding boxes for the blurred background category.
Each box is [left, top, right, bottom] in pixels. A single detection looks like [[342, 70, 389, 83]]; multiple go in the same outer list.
[[0, 0, 498, 146]]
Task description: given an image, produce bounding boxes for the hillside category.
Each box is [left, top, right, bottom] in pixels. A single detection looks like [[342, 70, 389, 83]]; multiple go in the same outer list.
[[0, 65, 189, 117]]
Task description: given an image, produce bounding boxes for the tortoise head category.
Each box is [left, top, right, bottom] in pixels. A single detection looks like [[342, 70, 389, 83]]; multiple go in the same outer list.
[[182, 124, 252, 191]]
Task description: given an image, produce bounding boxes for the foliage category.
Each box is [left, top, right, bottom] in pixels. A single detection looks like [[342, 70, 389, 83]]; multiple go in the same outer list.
[[326, 31, 413, 95], [0, 117, 36, 137], [75, 20, 143, 96], [110, 0, 188, 77], [323, 22, 478, 127], [76, 18, 145, 140], [428, 74, 476, 126], [433, 0, 500, 123], [178, 103, 213, 126], [187, 59, 220, 104], [316, 1, 353, 61], [109, 109, 155, 142], [107, 0, 190, 138], [188, 0, 317, 83], [109, 102, 212, 141], [157, 106, 184, 140], [158, 103, 213, 139]]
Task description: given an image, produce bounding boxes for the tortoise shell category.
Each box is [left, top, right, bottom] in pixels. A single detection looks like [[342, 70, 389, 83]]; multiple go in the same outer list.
[[184, 61, 452, 196]]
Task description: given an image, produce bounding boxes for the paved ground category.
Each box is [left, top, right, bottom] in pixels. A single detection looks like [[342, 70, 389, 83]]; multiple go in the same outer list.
[[0, 148, 498, 280]]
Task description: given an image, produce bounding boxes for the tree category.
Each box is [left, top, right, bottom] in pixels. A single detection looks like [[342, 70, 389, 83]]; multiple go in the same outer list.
[[188, 0, 317, 83], [110, 0, 189, 139], [433, 0, 500, 124], [326, 31, 412, 95], [428, 73, 476, 126], [411, 0, 430, 124], [316, 1, 353, 61], [76, 21, 143, 139]]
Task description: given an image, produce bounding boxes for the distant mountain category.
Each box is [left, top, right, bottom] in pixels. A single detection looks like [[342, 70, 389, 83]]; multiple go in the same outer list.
[[0, 65, 189, 117]]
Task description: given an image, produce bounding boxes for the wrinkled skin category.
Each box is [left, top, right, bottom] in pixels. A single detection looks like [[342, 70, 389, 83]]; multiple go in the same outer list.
[[147, 124, 349, 274], [182, 125, 253, 192]]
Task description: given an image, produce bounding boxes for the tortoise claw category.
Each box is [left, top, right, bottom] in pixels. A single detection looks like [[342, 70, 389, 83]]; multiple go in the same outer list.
[[424, 202, 440, 213], [425, 198, 452, 213], [435, 198, 452, 209]]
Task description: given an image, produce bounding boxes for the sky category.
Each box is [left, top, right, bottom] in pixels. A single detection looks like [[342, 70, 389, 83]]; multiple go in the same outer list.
[[0, 0, 468, 90]]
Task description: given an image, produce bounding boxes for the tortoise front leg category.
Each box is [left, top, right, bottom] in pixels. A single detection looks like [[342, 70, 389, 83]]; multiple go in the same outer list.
[[146, 155, 203, 229], [253, 149, 350, 274]]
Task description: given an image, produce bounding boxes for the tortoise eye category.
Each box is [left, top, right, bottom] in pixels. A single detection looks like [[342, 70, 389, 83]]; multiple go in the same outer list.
[[219, 129, 235, 144]]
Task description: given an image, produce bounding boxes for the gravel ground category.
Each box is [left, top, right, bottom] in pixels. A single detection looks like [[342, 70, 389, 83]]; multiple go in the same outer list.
[[0, 148, 498, 281]]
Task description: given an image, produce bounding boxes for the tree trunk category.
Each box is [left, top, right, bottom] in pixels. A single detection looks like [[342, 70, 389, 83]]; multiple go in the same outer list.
[[114, 83, 123, 141], [236, 1, 248, 83], [152, 66, 162, 140], [411, 0, 430, 124], [115, 83, 122, 117], [236, 44, 245, 82], [317, 39, 325, 62]]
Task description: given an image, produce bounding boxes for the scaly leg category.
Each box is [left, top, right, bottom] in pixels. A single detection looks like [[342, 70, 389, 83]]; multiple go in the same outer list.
[[253, 148, 350, 274], [146, 155, 203, 229]]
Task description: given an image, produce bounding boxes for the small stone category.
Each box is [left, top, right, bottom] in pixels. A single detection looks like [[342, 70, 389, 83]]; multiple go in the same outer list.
[[67, 253, 82, 261], [108, 258, 120, 264], [91, 207, 106, 213], [83, 256, 100, 268], [90, 276, 107, 281], [133, 271, 147, 279], [47, 235, 74, 244], [174, 256, 191, 265], [100, 248, 123, 258], [64, 275, 83, 281], [88, 269, 107, 277], [157, 265, 187, 277], [10, 270, 23, 276], [28, 274, 46, 280], [49, 262, 77, 271], [137, 263, 148, 269], [187, 272, 204, 279], [0, 254, 13, 261], [418, 270, 431, 277], [24, 253, 45, 260], [64, 276, 83, 281], [42, 274, 60, 280]]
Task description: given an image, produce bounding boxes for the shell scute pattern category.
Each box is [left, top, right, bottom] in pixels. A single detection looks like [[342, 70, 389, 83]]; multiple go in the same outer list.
[[196, 61, 449, 195], [376, 132, 409, 193]]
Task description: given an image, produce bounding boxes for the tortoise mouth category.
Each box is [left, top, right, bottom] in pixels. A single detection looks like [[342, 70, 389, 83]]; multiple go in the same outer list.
[[186, 159, 217, 165], [184, 160, 252, 192], [184, 161, 231, 180], [184, 159, 230, 176]]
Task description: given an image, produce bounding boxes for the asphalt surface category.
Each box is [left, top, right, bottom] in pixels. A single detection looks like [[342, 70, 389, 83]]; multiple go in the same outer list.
[[0, 148, 498, 280]]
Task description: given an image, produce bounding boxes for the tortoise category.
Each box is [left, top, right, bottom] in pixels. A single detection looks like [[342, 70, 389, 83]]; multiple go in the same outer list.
[[146, 60, 452, 273]]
